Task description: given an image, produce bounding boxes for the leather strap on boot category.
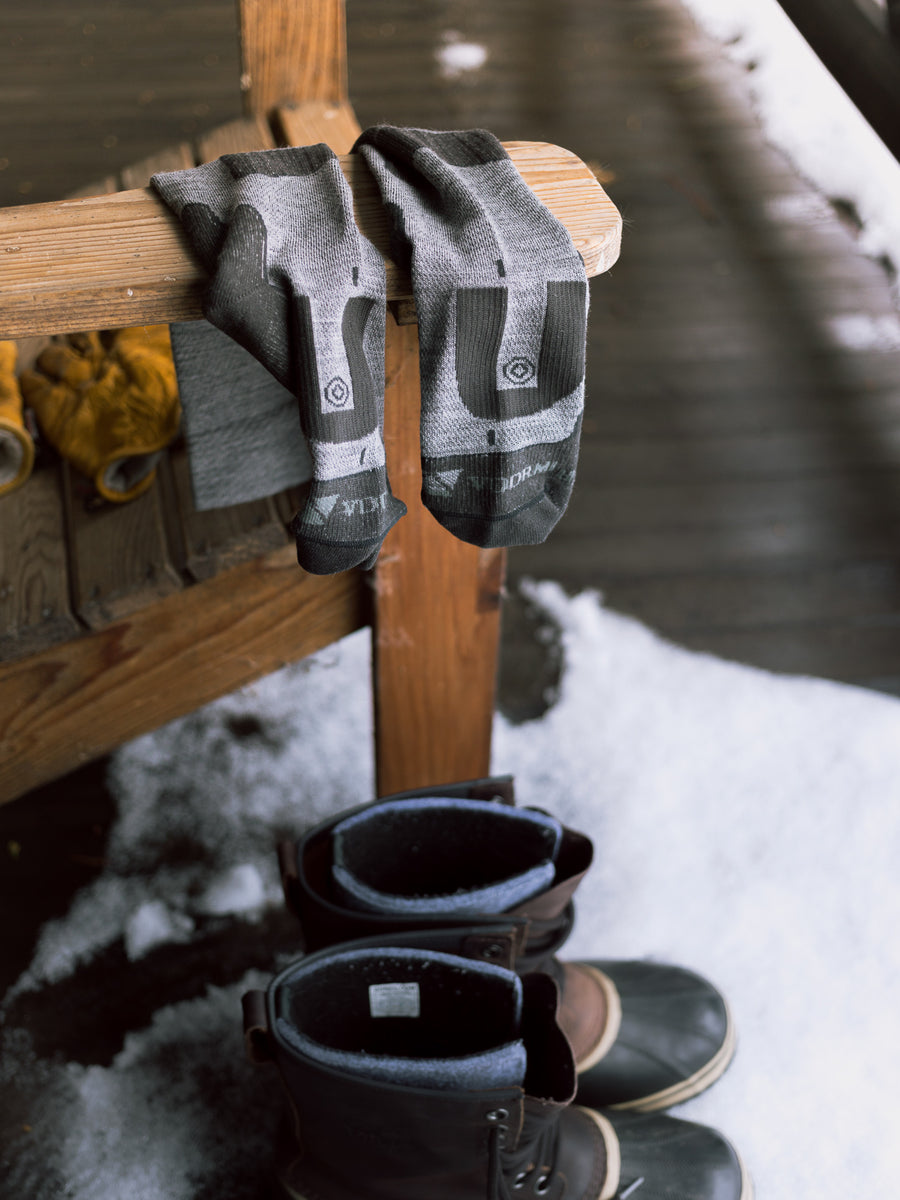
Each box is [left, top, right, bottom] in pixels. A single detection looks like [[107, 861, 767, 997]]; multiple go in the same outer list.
[[242, 989, 275, 1064]]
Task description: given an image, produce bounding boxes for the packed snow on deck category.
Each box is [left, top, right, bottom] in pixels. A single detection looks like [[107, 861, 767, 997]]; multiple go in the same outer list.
[[4, 581, 900, 1199]]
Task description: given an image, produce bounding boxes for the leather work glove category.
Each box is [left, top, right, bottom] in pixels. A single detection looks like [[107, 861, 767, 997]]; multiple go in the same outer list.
[[0, 341, 36, 497], [20, 325, 180, 503]]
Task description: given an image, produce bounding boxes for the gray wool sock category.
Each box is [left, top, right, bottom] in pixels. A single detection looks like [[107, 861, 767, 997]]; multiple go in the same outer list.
[[167, 320, 313, 511], [152, 145, 406, 574], [354, 126, 589, 548]]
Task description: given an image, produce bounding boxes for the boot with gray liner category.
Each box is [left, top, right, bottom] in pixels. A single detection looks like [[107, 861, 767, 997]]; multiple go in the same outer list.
[[242, 926, 751, 1200], [278, 777, 735, 1112]]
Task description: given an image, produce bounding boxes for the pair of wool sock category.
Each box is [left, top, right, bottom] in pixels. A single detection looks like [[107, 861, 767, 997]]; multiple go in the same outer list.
[[152, 127, 588, 575]]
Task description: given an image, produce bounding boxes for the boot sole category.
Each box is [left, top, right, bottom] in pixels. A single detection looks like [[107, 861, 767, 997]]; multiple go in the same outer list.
[[575, 964, 738, 1113], [278, 1112, 753, 1200], [592, 1107, 755, 1200], [579, 1107, 622, 1200]]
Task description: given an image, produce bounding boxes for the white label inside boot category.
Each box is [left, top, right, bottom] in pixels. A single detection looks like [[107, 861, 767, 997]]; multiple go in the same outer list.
[[368, 982, 421, 1018]]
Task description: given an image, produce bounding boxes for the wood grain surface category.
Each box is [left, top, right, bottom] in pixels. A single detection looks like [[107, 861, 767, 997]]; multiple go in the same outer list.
[[0, 546, 367, 801], [0, 141, 621, 338]]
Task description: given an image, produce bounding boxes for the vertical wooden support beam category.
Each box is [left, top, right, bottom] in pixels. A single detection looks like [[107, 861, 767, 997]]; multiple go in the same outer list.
[[239, 0, 349, 116], [242, 0, 504, 794], [373, 319, 506, 796]]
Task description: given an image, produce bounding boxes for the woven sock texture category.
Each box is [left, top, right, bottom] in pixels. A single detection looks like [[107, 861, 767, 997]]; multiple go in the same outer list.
[[354, 126, 589, 547], [168, 319, 313, 510], [152, 144, 406, 574]]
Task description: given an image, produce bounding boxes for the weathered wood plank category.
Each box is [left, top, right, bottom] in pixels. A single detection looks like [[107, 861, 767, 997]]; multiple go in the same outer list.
[[675, 621, 900, 686], [276, 100, 362, 154], [0, 2, 242, 209], [62, 462, 183, 630], [195, 114, 278, 158], [120, 145, 195, 189], [0, 142, 622, 338], [0, 544, 368, 804], [569, 426, 900, 485], [54, 167, 183, 630], [0, 465, 80, 663], [563, 471, 900, 537], [578, 561, 900, 633], [165, 448, 287, 582], [527, 513, 900, 576], [372, 316, 506, 795]]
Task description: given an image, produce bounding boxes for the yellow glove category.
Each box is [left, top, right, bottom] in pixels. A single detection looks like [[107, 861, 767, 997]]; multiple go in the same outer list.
[[20, 326, 181, 503], [0, 342, 36, 497]]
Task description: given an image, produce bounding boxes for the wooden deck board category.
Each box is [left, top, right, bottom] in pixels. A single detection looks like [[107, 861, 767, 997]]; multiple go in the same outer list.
[[53, 167, 184, 632], [0, 545, 368, 801]]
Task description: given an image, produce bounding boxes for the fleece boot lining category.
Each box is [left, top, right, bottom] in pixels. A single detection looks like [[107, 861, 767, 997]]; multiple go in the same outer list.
[[275, 946, 526, 1090], [331, 797, 562, 915]]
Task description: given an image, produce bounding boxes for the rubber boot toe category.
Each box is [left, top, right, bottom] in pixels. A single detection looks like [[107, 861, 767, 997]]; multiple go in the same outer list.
[[604, 1109, 751, 1200], [574, 960, 735, 1111]]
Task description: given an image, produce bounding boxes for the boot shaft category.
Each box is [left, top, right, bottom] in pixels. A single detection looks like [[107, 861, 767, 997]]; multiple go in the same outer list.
[[279, 776, 592, 974], [244, 927, 595, 1200]]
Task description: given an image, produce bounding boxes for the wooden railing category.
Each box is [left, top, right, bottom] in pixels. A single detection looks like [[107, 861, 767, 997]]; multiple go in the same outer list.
[[774, 0, 900, 161]]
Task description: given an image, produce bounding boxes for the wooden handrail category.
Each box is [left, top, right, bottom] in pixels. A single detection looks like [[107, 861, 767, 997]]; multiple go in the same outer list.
[[0, 140, 621, 340], [775, 0, 900, 162]]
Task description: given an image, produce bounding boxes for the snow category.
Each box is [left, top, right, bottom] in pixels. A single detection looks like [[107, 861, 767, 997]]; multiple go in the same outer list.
[[194, 863, 267, 917], [4, 583, 900, 1198], [123, 900, 195, 961], [679, 0, 900, 288], [435, 33, 488, 79]]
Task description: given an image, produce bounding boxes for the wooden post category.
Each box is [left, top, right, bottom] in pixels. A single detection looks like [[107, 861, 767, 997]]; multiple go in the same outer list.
[[239, 0, 349, 116], [373, 319, 506, 796], [240, 0, 506, 793], [775, 0, 900, 162]]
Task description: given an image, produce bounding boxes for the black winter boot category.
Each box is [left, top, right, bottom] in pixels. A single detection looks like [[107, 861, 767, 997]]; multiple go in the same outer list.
[[278, 777, 735, 1112], [242, 926, 751, 1200]]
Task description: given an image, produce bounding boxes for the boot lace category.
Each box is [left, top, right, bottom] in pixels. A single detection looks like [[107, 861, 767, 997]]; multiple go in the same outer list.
[[487, 1105, 644, 1200], [486, 1109, 564, 1200]]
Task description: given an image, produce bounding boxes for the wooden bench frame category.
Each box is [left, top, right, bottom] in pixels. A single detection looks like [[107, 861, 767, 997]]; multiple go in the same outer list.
[[0, 0, 621, 805]]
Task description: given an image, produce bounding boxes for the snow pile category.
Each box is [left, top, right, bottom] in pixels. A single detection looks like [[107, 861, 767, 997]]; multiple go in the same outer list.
[[10, 630, 374, 996], [3, 975, 275, 1200]]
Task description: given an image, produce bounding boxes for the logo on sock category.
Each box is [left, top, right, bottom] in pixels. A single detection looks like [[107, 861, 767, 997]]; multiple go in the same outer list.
[[324, 376, 351, 409], [502, 357, 536, 384], [301, 491, 389, 525], [423, 468, 463, 495], [303, 494, 341, 526]]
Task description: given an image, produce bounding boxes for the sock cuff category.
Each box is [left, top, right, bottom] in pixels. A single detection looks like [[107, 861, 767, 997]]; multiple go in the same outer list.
[[218, 143, 335, 179], [355, 126, 509, 168]]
